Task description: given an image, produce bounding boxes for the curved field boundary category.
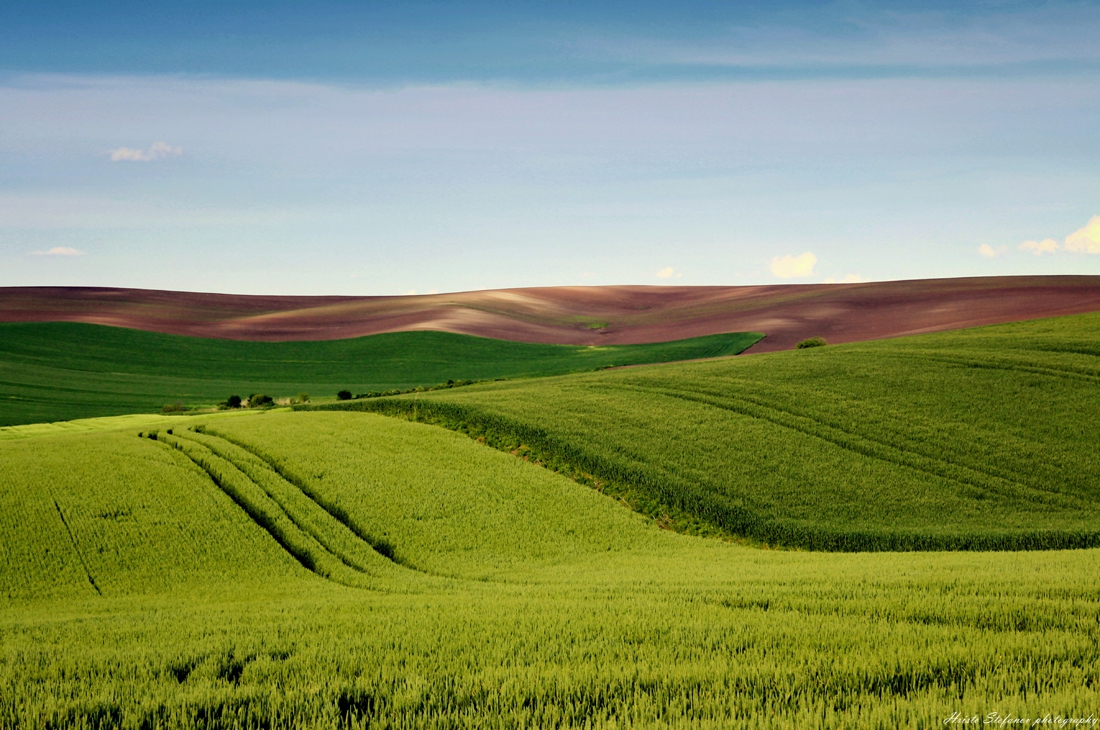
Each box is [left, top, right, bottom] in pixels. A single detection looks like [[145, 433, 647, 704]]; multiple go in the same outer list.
[[320, 398, 1100, 552], [150, 430, 430, 590]]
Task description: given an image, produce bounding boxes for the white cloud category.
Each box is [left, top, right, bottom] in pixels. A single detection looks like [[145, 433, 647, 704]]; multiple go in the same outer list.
[[403, 289, 417, 295], [31, 246, 84, 256], [1064, 215, 1100, 254], [108, 141, 183, 162], [823, 274, 862, 283], [655, 266, 682, 279], [769, 252, 817, 279], [1018, 238, 1060, 255], [978, 243, 1006, 258]]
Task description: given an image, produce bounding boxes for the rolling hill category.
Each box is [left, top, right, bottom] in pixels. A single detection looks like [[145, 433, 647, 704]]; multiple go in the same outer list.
[[3, 275, 1100, 351], [3, 405, 1099, 727], [4, 305, 1100, 727], [321, 311, 1100, 551]]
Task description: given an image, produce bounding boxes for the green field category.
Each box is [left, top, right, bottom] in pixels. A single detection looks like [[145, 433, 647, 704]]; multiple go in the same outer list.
[[3, 314, 1100, 727], [4, 410, 1100, 728], [0, 322, 762, 427], [323, 312, 1100, 552]]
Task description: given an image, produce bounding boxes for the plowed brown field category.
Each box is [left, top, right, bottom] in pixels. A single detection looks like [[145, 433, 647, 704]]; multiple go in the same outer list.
[[3, 275, 1100, 352]]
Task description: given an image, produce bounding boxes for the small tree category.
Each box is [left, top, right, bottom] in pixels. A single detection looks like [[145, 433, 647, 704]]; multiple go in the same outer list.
[[297, 392, 310, 403], [249, 394, 274, 408], [337, 390, 353, 401], [227, 395, 242, 409]]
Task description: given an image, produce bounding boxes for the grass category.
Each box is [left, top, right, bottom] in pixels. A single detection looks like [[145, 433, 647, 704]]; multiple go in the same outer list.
[[319, 312, 1100, 551], [2, 410, 1100, 728], [4, 313, 1100, 727], [0, 322, 762, 426]]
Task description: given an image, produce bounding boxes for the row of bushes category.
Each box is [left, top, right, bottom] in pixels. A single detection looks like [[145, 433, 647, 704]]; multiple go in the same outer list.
[[336, 379, 481, 402], [167, 381, 482, 413], [220, 393, 309, 410]]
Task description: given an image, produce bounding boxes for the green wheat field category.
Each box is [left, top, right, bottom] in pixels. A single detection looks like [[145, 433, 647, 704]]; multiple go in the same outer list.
[[2, 314, 1099, 728]]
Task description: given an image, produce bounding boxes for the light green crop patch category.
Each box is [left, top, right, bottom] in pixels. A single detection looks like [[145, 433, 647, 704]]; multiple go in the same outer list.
[[0, 413, 170, 441], [2, 408, 1100, 728], [0, 408, 264, 441]]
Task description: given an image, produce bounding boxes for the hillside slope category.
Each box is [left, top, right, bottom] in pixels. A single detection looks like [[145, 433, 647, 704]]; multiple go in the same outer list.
[[327, 312, 1100, 550], [2, 408, 1099, 727], [0, 411, 668, 600], [3, 275, 1100, 351]]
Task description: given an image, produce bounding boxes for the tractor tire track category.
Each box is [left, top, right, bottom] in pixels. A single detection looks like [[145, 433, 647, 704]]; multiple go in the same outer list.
[[153, 434, 384, 588], [176, 429, 402, 573], [50, 496, 102, 596], [194, 426, 414, 568]]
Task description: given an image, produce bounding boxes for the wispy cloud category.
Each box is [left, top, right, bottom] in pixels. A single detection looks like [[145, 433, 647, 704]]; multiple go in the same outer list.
[[107, 141, 182, 162], [31, 246, 84, 256], [978, 243, 1006, 258], [1065, 215, 1100, 254], [1017, 238, 1060, 255], [655, 266, 682, 279], [770, 252, 816, 279]]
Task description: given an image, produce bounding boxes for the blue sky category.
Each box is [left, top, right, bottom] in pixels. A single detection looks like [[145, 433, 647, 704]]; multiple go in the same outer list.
[[1, 1, 1098, 295]]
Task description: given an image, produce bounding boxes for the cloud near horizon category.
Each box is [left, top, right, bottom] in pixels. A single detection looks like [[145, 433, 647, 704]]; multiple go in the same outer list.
[[31, 246, 84, 256], [655, 267, 682, 279], [770, 252, 817, 279], [1065, 216, 1100, 254], [108, 142, 183, 162], [1018, 238, 1060, 255], [978, 243, 1005, 258], [1017, 216, 1100, 256]]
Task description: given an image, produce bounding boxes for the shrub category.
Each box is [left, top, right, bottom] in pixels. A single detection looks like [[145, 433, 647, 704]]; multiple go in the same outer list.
[[226, 395, 242, 409], [337, 390, 353, 401], [161, 402, 188, 414], [249, 394, 274, 408], [297, 393, 310, 403], [796, 337, 827, 349]]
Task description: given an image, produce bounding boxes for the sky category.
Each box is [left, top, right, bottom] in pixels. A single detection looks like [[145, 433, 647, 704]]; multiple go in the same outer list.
[[1, 1, 1098, 295]]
